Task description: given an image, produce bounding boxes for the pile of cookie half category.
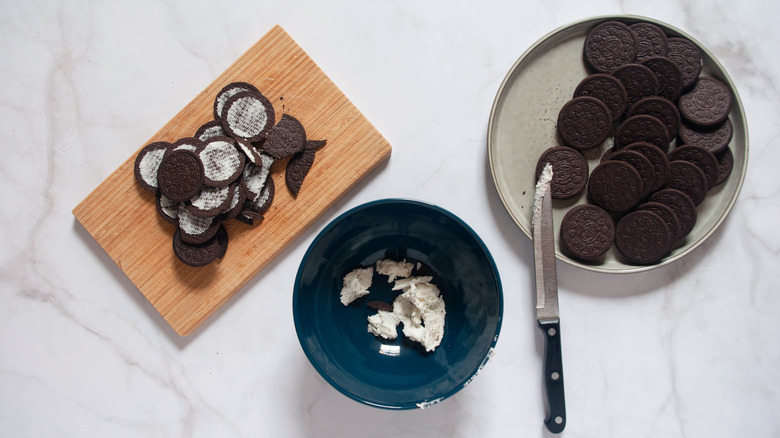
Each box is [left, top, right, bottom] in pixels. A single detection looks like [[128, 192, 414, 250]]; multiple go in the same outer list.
[[134, 82, 326, 267]]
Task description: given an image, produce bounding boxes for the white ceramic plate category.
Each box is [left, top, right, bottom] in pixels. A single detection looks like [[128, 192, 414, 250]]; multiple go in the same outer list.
[[488, 15, 748, 273]]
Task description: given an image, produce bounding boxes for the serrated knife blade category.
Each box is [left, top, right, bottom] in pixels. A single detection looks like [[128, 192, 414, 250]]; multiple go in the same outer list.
[[532, 163, 566, 433]]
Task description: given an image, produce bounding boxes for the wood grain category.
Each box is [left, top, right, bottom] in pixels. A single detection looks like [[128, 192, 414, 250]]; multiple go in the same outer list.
[[73, 26, 392, 336]]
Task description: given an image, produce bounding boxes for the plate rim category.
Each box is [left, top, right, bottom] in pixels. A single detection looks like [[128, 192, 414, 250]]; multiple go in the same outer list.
[[292, 198, 504, 409], [487, 14, 749, 274]]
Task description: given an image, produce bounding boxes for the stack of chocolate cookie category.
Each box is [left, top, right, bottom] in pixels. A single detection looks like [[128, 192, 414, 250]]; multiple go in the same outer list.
[[538, 20, 735, 264], [134, 82, 326, 267]]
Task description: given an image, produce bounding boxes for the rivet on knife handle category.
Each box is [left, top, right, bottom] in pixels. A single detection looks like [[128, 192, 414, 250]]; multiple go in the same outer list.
[[538, 319, 566, 433]]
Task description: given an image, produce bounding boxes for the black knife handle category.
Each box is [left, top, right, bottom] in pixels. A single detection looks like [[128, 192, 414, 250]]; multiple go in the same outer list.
[[538, 319, 566, 433]]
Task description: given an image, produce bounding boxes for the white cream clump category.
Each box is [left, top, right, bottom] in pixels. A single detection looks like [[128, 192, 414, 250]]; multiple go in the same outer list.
[[367, 310, 400, 339], [390, 276, 445, 352], [340, 266, 373, 306], [533, 162, 553, 226], [375, 258, 414, 282]]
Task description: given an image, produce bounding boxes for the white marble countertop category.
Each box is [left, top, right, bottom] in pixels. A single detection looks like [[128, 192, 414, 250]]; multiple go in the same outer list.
[[2, 1, 779, 437]]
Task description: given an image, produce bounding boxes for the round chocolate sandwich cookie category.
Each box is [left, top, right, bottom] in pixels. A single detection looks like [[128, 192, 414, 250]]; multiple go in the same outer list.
[[614, 115, 670, 151], [557, 96, 613, 150], [221, 90, 275, 142], [198, 136, 245, 188], [573, 73, 629, 120], [666, 160, 708, 206], [173, 224, 229, 268], [637, 201, 681, 245], [264, 113, 307, 159], [286, 148, 317, 197], [641, 56, 683, 102], [668, 145, 719, 189], [678, 118, 733, 155], [535, 146, 589, 200], [156, 193, 180, 225], [195, 120, 226, 142], [625, 142, 670, 192], [615, 210, 673, 264], [627, 96, 681, 143], [588, 160, 643, 212], [135, 141, 172, 192], [649, 188, 697, 239], [157, 149, 204, 203], [583, 21, 638, 73], [177, 207, 221, 244], [714, 147, 734, 187], [608, 150, 656, 197], [560, 204, 615, 261], [612, 63, 659, 108], [667, 37, 703, 90], [213, 81, 260, 120], [678, 77, 732, 128], [186, 184, 233, 218], [629, 22, 669, 62]]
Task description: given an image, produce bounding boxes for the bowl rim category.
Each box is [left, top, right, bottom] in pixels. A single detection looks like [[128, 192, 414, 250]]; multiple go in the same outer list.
[[292, 198, 504, 409]]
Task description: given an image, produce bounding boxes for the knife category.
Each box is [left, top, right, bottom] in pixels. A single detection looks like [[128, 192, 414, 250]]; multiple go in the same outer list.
[[532, 163, 566, 434]]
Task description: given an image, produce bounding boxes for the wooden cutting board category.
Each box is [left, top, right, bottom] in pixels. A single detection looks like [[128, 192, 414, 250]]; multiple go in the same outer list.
[[73, 26, 392, 336]]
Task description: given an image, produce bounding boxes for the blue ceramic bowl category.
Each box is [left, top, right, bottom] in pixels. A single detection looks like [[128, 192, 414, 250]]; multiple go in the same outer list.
[[293, 199, 503, 409]]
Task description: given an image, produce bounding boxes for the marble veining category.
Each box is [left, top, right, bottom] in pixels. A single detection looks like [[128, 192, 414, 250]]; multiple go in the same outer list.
[[2, 0, 779, 437]]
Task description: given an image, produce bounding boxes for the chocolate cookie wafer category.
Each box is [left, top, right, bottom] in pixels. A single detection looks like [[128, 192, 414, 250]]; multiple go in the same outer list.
[[629, 22, 669, 62], [609, 150, 656, 197], [625, 142, 670, 192], [667, 37, 702, 90], [573, 73, 629, 120], [172, 225, 229, 268], [195, 120, 226, 142], [641, 56, 683, 101], [666, 160, 708, 206], [178, 207, 222, 244], [678, 77, 732, 128], [221, 90, 276, 142], [199, 136, 245, 188], [156, 193, 179, 225], [588, 160, 643, 212], [560, 204, 615, 261], [627, 96, 681, 141], [557, 96, 613, 150], [583, 21, 638, 73], [536, 146, 589, 200], [649, 188, 697, 240], [668, 145, 718, 189], [615, 210, 674, 264], [265, 114, 307, 159], [286, 148, 317, 197], [612, 63, 659, 108], [678, 118, 733, 155], [614, 115, 670, 151], [135, 141, 171, 193], [637, 201, 681, 245], [714, 147, 734, 187], [157, 149, 204, 203], [213, 82, 260, 120], [186, 184, 234, 218]]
